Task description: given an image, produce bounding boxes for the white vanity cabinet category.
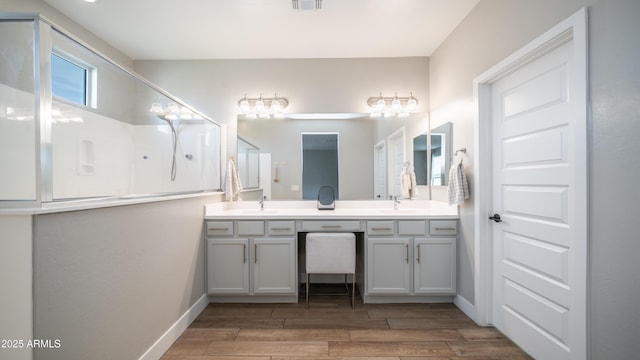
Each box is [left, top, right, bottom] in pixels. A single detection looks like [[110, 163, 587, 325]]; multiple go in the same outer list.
[[413, 237, 456, 294], [367, 237, 411, 294], [252, 237, 296, 294], [207, 238, 250, 294], [206, 220, 297, 301], [365, 219, 457, 301]]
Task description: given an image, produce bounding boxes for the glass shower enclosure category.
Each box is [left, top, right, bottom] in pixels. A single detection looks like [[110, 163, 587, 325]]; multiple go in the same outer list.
[[0, 14, 222, 208]]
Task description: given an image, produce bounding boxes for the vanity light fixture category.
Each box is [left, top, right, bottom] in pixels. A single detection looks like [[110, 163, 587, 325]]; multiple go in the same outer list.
[[368, 92, 418, 118], [292, 0, 322, 10], [238, 93, 289, 119]]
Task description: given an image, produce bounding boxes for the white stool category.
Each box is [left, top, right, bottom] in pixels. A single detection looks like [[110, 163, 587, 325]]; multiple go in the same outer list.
[[305, 232, 356, 308]]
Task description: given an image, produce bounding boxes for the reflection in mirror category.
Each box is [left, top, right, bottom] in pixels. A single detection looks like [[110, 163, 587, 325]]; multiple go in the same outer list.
[[413, 134, 428, 185], [237, 113, 427, 200], [430, 122, 452, 186], [302, 133, 339, 200], [237, 137, 260, 189], [317, 185, 336, 210]]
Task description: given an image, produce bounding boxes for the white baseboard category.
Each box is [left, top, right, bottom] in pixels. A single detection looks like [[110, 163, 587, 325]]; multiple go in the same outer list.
[[454, 294, 479, 324], [138, 294, 209, 360]]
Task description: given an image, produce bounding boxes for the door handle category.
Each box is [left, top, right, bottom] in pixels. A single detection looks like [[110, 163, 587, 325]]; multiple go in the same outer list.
[[489, 213, 503, 223]]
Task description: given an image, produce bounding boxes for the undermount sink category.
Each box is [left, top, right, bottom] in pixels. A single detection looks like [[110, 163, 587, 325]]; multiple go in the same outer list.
[[377, 209, 420, 214], [239, 210, 280, 215]]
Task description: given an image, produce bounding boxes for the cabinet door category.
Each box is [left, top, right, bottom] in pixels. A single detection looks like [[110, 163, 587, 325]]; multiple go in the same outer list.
[[207, 238, 250, 294], [366, 237, 411, 294], [252, 237, 297, 294], [413, 237, 456, 294]]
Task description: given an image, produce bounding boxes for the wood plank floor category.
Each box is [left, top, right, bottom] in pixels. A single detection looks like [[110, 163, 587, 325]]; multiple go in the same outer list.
[[161, 287, 532, 359]]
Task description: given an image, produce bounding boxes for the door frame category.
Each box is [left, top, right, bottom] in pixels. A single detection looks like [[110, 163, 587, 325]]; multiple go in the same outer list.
[[386, 127, 406, 199], [472, 7, 588, 355]]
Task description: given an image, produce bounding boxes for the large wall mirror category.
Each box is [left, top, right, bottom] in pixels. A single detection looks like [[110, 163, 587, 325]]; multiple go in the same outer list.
[[237, 113, 428, 200]]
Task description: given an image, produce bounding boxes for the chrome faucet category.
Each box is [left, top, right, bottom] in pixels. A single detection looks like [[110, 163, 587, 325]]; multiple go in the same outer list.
[[393, 196, 401, 210], [259, 196, 267, 210]]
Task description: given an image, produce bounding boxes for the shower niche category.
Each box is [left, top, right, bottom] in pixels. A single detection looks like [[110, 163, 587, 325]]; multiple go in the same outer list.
[[0, 15, 222, 206]]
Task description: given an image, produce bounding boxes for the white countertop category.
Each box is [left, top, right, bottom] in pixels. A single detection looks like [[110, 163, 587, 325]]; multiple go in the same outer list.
[[205, 200, 459, 220]]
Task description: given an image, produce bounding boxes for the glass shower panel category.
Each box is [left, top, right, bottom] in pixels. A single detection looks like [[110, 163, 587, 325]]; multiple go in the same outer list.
[[49, 30, 221, 200], [134, 81, 221, 195], [0, 20, 37, 201]]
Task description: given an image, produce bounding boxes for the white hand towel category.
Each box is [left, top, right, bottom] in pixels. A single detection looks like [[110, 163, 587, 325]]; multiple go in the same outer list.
[[409, 170, 418, 197], [448, 160, 469, 205], [400, 171, 411, 198], [223, 158, 243, 201]]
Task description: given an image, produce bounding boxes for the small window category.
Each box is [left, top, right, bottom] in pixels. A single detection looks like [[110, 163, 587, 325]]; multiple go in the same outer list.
[[51, 53, 90, 106]]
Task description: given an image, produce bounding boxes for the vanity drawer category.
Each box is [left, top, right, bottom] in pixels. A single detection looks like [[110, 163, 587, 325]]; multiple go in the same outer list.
[[206, 221, 234, 236], [367, 221, 395, 236], [429, 220, 458, 236], [268, 221, 296, 235], [237, 221, 265, 236], [301, 220, 362, 232], [398, 220, 427, 235]]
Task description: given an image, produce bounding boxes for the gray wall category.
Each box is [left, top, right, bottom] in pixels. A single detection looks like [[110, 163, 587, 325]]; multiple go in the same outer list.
[[588, 0, 640, 357], [32, 194, 221, 360], [0, 215, 33, 360], [134, 57, 430, 159], [430, 0, 640, 357]]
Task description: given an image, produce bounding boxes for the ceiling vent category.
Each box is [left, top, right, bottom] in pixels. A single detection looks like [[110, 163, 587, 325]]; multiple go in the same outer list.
[[292, 0, 322, 11]]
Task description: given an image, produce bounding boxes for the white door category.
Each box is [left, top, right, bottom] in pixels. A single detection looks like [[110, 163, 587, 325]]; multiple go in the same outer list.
[[373, 140, 387, 200], [387, 128, 406, 199], [489, 34, 587, 359]]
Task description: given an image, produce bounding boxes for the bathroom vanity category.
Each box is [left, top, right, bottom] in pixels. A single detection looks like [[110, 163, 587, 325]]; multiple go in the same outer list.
[[204, 200, 458, 303]]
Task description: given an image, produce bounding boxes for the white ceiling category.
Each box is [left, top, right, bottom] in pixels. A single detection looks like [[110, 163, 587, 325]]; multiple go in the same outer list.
[[43, 0, 479, 60]]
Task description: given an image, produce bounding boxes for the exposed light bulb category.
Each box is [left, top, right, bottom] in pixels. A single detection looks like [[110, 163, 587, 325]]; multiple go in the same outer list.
[[271, 99, 282, 112], [255, 98, 265, 113], [391, 93, 402, 113], [166, 102, 180, 114], [239, 97, 250, 113], [406, 93, 417, 112], [149, 102, 163, 114], [375, 93, 386, 112]]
